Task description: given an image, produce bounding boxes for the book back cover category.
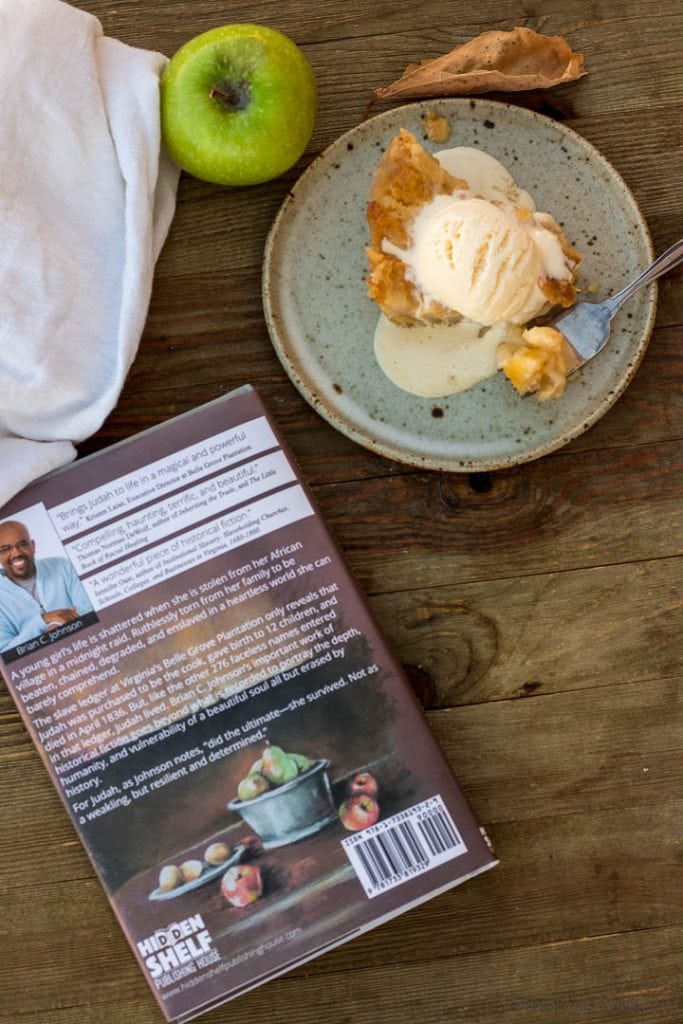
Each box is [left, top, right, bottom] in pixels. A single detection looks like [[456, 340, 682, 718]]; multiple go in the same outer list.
[[0, 387, 496, 1021]]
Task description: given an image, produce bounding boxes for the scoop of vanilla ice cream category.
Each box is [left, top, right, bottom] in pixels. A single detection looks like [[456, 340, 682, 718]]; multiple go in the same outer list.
[[378, 147, 575, 327], [405, 187, 576, 326], [412, 195, 555, 325]]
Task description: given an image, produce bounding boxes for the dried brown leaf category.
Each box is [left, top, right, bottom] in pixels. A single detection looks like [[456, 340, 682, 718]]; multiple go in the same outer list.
[[374, 27, 585, 101]]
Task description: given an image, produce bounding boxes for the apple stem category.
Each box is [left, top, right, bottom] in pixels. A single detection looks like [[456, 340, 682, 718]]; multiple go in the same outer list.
[[209, 87, 235, 103], [209, 79, 250, 110]]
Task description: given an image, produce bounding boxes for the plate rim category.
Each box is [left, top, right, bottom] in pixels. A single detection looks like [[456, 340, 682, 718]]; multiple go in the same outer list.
[[262, 98, 657, 472]]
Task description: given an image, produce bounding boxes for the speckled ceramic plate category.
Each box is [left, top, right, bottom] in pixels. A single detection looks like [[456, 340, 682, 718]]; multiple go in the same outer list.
[[262, 99, 656, 471]]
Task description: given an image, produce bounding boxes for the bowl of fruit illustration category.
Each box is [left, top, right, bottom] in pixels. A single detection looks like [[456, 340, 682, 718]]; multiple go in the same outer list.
[[228, 744, 337, 847]]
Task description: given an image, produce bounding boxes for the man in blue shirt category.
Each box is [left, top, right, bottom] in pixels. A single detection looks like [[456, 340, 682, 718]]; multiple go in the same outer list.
[[0, 520, 94, 652]]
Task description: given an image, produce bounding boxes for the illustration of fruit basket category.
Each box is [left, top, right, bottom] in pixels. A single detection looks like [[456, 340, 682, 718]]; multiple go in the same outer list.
[[228, 757, 337, 848]]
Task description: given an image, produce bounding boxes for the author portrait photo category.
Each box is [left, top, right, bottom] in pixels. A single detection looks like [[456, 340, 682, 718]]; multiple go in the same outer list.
[[0, 519, 94, 653]]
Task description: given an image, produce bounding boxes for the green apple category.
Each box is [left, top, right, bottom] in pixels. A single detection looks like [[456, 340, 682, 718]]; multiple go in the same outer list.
[[160, 23, 317, 186]]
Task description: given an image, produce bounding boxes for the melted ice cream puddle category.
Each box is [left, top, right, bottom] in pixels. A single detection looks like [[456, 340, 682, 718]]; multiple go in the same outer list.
[[375, 319, 523, 398], [374, 147, 553, 398], [437, 147, 536, 210]]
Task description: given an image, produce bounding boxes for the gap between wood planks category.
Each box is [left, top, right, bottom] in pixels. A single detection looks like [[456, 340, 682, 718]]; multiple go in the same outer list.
[[359, 550, 683, 598]]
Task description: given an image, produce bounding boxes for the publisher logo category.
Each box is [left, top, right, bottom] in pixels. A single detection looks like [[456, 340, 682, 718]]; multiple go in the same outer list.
[[137, 913, 218, 987]]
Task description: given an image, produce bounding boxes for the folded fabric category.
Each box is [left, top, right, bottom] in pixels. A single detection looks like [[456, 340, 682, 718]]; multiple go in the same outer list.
[[0, 0, 179, 506]]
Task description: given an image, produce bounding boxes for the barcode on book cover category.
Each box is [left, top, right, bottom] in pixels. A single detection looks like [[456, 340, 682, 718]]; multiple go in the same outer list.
[[341, 795, 467, 898]]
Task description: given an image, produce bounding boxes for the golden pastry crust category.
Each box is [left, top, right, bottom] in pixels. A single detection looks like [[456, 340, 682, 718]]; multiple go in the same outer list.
[[366, 129, 469, 326], [367, 129, 467, 248], [536, 214, 582, 308]]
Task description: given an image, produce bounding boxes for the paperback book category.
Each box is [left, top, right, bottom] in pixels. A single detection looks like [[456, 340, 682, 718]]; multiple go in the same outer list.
[[0, 386, 496, 1021]]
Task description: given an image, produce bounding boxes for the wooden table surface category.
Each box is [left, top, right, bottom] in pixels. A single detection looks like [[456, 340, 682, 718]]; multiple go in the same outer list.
[[1, 1, 682, 1022]]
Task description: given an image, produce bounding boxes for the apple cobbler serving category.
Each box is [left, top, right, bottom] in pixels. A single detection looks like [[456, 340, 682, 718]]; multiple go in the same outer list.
[[366, 129, 582, 400]]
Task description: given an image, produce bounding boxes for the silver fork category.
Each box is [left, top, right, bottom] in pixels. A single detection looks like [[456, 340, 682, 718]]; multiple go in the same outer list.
[[552, 236, 683, 372]]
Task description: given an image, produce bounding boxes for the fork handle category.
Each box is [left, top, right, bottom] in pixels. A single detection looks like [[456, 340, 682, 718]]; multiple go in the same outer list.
[[603, 236, 683, 316]]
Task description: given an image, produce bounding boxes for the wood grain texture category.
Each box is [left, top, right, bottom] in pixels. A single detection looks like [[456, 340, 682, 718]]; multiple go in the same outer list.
[[370, 558, 682, 705], [2, 1, 682, 1023]]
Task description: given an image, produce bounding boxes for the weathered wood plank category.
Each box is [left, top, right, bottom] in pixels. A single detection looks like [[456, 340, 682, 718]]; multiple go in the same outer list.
[[176, 924, 683, 1024], [369, 556, 683, 706], [428, 677, 682, 824], [4, 918, 682, 1023], [79, 0, 683, 122], [306, 441, 683, 592]]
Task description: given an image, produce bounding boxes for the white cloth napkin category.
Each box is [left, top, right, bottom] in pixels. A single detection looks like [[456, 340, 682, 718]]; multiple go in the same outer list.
[[0, 0, 179, 506]]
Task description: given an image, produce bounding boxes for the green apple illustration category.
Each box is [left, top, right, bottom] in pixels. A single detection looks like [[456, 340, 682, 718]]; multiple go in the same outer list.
[[261, 744, 298, 785], [290, 752, 312, 773], [238, 773, 270, 801], [160, 23, 317, 186]]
